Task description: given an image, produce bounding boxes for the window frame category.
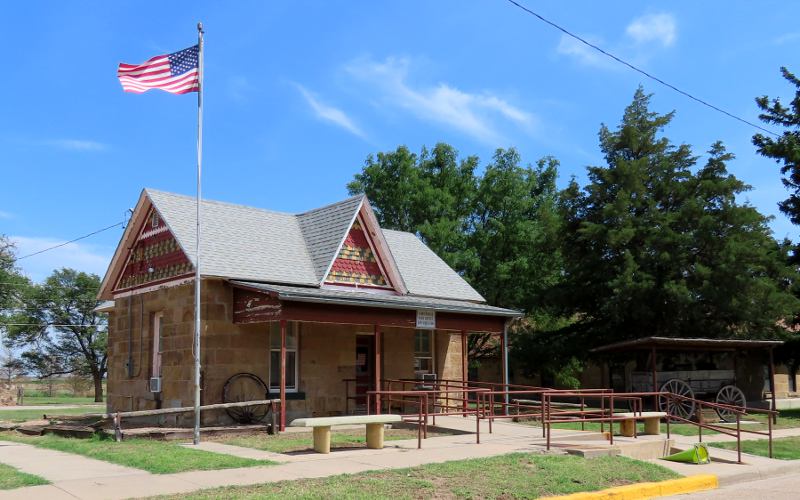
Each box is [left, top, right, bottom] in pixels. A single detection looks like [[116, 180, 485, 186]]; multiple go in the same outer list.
[[152, 312, 164, 379], [269, 322, 299, 393], [413, 329, 435, 379]]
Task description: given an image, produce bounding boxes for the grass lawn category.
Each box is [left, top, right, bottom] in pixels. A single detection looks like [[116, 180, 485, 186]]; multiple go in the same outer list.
[[0, 463, 48, 490], [0, 407, 102, 423], [710, 436, 800, 460], [21, 395, 100, 406], [0, 433, 274, 474], [215, 428, 437, 454], [159, 453, 679, 499]]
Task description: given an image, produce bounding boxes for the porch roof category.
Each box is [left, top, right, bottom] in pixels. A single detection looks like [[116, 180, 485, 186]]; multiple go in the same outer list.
[[230, 280, 522, 317]]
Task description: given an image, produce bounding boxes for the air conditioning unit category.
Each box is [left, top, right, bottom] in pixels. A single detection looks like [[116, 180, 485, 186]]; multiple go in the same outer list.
[[149, 377, 162, 393]]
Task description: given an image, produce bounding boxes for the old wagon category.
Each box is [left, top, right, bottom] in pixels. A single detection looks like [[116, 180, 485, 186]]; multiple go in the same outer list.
[[592, 337, 782, 422]]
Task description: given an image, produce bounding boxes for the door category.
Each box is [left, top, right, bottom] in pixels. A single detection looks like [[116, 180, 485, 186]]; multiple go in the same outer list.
[[355, 335, 375, 409]]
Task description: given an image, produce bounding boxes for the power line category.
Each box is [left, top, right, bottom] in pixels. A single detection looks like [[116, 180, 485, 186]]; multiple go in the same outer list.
[[15, 221, 125, 260], [503, 0, 780, 137]]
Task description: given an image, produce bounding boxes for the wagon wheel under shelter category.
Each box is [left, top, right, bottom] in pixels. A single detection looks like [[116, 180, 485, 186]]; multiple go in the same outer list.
[[222, 372, 271, 424], [658, 378, 696, 420], [715, 385, 746, 422]]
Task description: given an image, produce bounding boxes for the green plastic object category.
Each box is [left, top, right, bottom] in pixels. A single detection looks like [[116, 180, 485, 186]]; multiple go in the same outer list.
[[662, 443, 711, 464]]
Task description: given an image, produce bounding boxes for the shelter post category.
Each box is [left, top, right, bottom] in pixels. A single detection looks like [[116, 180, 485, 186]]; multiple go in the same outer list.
[[501, 324, 509, 415], [374, 324, 381, 414], [769, 347, 777, 424], [461, 330, 468, 416], [651, 346, 658, 410]]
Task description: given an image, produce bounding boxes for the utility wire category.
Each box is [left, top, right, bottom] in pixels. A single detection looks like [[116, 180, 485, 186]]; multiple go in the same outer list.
[[15, 221, 124, 260], [503, 0, 780, 137]]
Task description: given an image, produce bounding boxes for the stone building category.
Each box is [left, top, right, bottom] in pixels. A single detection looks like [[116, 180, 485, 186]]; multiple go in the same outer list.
[[97, 189, 519, 427]]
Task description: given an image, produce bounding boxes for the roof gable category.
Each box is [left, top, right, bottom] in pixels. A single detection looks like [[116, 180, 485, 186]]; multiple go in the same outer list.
[[297, 195, 363, 282], [324, 215, 392, 289]]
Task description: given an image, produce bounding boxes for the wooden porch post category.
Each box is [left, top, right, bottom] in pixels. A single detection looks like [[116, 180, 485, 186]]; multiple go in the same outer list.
[[769, 347, 777, 424], [501, 326, 509, 415], [280, 319, 287, 431], [461, 330, 468, 416], [374, 324, 382, 414]]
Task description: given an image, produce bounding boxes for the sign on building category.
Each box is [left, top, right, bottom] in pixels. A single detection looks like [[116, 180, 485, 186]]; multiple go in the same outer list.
[[416, 309, 436, 329]]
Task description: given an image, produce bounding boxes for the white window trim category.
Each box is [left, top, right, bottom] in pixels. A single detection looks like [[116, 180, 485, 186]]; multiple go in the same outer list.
[[270, 322, 299, 393], [152, 312, 163, 378], [414, 330, 436, 377]]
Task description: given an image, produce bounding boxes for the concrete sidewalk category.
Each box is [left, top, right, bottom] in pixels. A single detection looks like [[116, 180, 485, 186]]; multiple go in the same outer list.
[[0, 416, 795, 499]]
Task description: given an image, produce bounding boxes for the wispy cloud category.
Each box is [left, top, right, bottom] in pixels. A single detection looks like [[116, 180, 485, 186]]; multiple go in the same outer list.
[[45, 139, 108, 152], [295, 84, 366, 139], [11, 235, 112, 283], [558, 12, 677, 68], [0, 210, 13, 220], [626, 13, 676, 47], [227, 75, 254, 103], [345, 56, 534, 144], [773, 32, 800, 45]]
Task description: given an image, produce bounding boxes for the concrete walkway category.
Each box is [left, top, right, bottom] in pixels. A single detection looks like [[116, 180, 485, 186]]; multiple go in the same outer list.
[[0, 416, 796, 499]]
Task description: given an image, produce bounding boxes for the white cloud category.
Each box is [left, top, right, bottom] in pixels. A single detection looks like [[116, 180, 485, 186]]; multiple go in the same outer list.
[[625, 13, 676, 47], [295, 84, 366, 139], [10, 236, 112, 283], [773, 32, 800, 45], [227, 76, 254, 103], [45, 139, 107, 152], [0, 211, 13, 220], [345, 57, 534, 144]]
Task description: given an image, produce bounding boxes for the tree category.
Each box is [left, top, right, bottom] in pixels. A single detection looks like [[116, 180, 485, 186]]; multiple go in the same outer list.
[[349, 143, 564, 359], [753, 67, 800, 230], [0, 236, 28, 313], [558, 87, 799, 347], [5, 269, 107, 402]]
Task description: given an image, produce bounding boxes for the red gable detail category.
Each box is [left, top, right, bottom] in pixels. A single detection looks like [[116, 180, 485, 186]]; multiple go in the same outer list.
[[113, 208, 193, 292], [325, 219, 392, 289]]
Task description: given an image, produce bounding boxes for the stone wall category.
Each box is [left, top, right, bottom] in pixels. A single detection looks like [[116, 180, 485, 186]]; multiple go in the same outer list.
[[107, 279, 465, 424]]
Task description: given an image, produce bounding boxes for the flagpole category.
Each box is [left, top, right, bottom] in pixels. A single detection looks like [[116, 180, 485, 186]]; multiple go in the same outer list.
[[193, 21, 204, 446]]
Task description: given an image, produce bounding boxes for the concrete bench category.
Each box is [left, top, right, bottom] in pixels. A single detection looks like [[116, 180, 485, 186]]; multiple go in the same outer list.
[[616, 411, 667, 437], [289, 414, 402, 454]]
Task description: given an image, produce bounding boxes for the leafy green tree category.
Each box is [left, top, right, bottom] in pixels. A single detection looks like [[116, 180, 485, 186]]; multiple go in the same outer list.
[[559, 87, 799, 347], [0, 236, 28, 313], [5, 269, 107, 402], [349, 143, 564, 360], [753, 67, 800, 229]]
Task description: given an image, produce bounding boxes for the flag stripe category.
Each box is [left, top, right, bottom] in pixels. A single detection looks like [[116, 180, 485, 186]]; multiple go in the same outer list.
[[119, 69, 198, 87]]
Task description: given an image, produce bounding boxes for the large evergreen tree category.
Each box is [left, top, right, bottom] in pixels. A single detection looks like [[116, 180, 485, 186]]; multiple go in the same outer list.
[[558, 87, 798, 346]]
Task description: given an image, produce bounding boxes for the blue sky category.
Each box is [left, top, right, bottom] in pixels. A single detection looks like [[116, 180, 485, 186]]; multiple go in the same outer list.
[[2, 1, 799, 282]]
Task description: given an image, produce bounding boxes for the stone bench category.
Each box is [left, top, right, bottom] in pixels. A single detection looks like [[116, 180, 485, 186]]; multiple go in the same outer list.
[[289, 414, 402, 454], [616, 411, 667, 437]]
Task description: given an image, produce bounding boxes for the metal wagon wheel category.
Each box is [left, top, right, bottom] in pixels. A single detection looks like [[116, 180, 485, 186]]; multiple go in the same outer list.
[[658, 378, 696, 420], [222, 372, 270, 424], [715, 385, 746, 422]]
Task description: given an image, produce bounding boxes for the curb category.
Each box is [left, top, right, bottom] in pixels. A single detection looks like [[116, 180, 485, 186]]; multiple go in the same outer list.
[[541, 474, 718, 499]]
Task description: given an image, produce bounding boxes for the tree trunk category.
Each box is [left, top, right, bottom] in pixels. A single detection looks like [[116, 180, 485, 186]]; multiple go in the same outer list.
[[93, 373, 104, 402]]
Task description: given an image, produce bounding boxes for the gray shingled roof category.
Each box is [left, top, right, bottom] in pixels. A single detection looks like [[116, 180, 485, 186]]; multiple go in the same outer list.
[[231, 281, 520, 317], [144, 189, 489, 304], [297, 196, 363, 281]]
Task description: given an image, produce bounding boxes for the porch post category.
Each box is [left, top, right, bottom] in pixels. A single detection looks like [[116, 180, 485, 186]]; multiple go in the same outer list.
[[501, 324, 509, 415], [374, 324, 382, 414], [461, 330, 468, 416], [769, 347, 777, 424], [280, 319, 287, 431]]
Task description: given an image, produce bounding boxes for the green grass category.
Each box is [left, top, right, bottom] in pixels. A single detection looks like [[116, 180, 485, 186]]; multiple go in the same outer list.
[[158, 453, 679, 499], [0, 433, 275, 474], [0, 407, 102, 423], [0, 463, 48, 490], [710, 436, 800, 460], [21, 395, 100, 406], [215, 428, 435, 454]]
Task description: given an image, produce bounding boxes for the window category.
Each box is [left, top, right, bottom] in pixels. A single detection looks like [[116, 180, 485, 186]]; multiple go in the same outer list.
[[414, 330, 434, 379], [152, 312, 163, 378], [151, 212, 160, 228], [270, 322, 298, 392]]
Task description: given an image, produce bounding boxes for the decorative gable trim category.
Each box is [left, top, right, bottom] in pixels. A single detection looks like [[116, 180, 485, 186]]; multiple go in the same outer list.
[[320, 198, 408, 294]]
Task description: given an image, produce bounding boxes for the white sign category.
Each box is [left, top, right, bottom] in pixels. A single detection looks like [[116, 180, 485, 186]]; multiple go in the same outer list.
[[416, 309, 436, 329]]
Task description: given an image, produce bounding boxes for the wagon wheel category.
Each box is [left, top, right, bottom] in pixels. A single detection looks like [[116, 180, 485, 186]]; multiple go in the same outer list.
[[658, 379, 696, 420], [715, 385, 746, 422], [222, 373, 270, 424]]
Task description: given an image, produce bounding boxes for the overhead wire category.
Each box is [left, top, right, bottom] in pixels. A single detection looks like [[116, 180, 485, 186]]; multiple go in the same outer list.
[[503, 0, 780, 137], [15, 221, 125, 260]]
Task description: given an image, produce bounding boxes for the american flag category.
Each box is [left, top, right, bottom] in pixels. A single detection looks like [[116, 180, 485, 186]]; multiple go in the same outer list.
[[117, 45, 199, 94]]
